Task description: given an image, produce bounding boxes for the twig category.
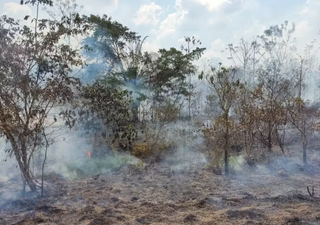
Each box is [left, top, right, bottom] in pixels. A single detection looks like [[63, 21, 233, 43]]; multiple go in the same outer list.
[[307, 186, 314, 197]]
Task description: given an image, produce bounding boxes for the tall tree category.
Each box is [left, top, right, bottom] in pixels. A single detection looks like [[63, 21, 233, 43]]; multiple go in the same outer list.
[[81, 15, 148, 119], [180, 36, 204, 119], [43, 0, 84, 46], [206, 65, 244, 175], [0, 15, 83, 192], [228, 21, 298, 157], [147, 47, 205, 122], [78, 15, 147, 154]]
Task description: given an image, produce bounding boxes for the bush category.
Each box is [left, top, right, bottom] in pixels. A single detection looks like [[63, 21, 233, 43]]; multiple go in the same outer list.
[[201, 121, 243, 173], [132, 126, 175, 161], [132, 142, 150, 158], [201, 127, 224, 172]]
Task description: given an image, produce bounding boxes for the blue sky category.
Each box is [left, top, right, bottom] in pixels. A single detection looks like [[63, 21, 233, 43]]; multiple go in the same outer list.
[[0, 0, 319, 63]]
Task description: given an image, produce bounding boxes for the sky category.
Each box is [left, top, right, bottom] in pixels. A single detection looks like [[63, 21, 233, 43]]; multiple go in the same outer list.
[[0, 0, 319, 64]]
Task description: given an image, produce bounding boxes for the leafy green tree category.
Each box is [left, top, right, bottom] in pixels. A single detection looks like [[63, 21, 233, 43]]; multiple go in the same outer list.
[[79, 80, 136, 154], [82, 14, 143, 76], [81, 15, 149, 121], [147, 47, 205, 122], [79, 15, 205, 158], [0, 15, 83, 192], [76, 15, 149, 155]]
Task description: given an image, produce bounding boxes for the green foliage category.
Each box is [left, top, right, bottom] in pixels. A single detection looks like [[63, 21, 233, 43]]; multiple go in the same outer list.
[[82, 14, 142, 71], [20, 0, 53, 6], [80, 80, 133, 126], [149, 47, 204, 101], [81, 14, 149, 124], [79, 79, 138, 152]]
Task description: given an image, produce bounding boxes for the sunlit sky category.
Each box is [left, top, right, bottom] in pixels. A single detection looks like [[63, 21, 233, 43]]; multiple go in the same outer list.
[[0, 0, 319, 63]]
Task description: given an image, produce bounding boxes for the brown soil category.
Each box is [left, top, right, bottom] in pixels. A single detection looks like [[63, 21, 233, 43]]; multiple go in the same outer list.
[[1, 159, 320, 225]]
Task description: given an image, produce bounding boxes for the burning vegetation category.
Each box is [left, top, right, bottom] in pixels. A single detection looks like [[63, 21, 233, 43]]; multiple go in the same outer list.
[[1, 0, 320, 224]]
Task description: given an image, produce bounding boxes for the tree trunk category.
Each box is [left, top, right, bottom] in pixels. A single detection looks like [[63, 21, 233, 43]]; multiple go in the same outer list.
[[267, 123, 272, 152], [14, 153, 37, 192], [21, 166, 37, 192], [302, 134, 307, 166], [303, 144, 307, 166], [224, 113, 229, 176], [10, 139, 37, 192], [224, 141, 229, 175], [132, 101, 140, 123]]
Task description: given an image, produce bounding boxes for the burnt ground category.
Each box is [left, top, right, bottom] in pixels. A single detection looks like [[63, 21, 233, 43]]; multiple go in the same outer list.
[[1, 156, 320, 225]]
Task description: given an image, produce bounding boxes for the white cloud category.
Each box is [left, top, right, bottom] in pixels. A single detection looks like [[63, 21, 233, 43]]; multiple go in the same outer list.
[[3, 2, 32, 18], [294, 0, 320, 44], [301, 0, 320, 16], [190, 0, 231, 11], [233, 20, 266, 40], [133, 2, 162, 26], [97, 0, 118, 7], [154, 0, 188, 39], [77, 0, 118, 14], [295, 20, 311, 39], [203, 39, 225, 61], [300, 6, 310, 15], [142, 40, 160, 52], [96, 0, 119, 14]]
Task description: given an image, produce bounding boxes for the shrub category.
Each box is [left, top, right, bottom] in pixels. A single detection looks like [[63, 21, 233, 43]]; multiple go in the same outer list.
[[132, 126, 175, 161]]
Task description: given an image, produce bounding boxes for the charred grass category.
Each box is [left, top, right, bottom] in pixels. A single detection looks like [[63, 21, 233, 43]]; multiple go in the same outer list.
[[1, 157, 320, 225]]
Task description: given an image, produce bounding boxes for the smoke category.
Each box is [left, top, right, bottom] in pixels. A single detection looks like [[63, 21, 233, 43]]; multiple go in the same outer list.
[[43, 127, 91, 176], [0, 140, 22, 206], [0, 140, 20, 182], [253, 156, 305, 175], [157, 121, 208, 171]]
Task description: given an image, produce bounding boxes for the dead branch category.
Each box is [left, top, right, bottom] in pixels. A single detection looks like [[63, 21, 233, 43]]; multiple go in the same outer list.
[[307, 186, 314, 197]]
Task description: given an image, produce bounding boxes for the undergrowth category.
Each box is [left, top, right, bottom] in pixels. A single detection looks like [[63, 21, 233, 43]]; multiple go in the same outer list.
[[63, 153, 140, 179]]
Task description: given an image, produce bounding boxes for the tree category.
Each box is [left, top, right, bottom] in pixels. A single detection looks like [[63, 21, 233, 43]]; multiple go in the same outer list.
[[287, 98, 319, 165], [77, 15, 148, 155], [227, 21, 300, 159], [205, 65, 244, 175], [81, 15, 148, 120], [79, 80, 136, 154], [20, 0, 54, 43], [43, 0, 84, 46], [20, 0, 53, 5], [82, 14, 143, 76], [147, 47, 205, 122], [180, 36, 205, 119], [286, 46, 319, 165], [259, 21, 296, 68], [0, 15, 83, 192], [241, 72, 293, 154], [226, 38, 264, 86]]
